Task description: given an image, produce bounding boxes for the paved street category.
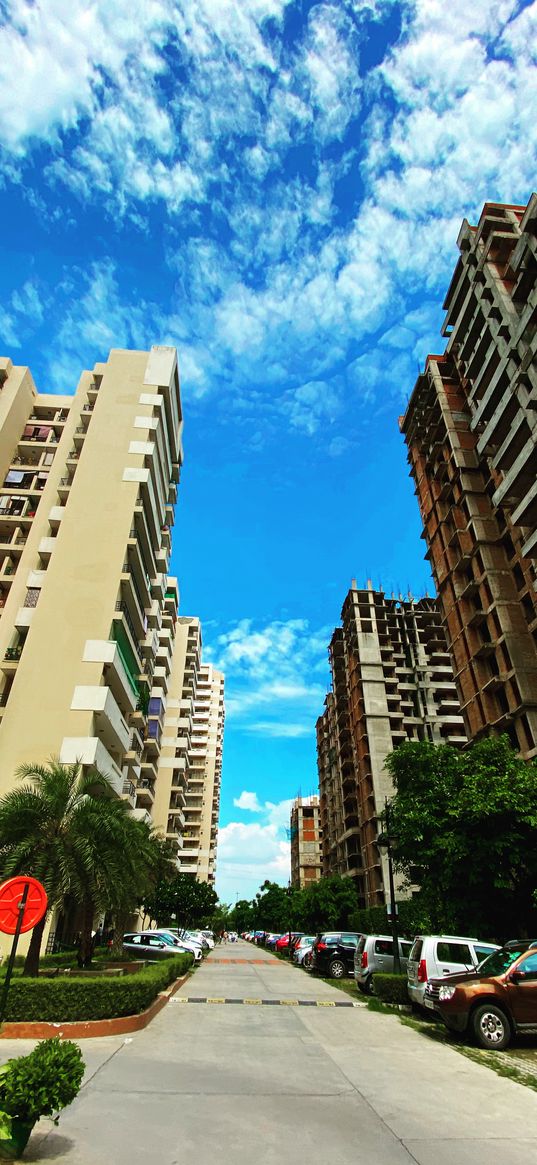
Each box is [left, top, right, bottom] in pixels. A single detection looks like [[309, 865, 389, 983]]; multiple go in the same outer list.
[[4, 940, 537, 1164]]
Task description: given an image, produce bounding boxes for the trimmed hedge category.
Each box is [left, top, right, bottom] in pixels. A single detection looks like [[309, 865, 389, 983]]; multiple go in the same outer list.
[[3, 953, 192, 1022], [373, 974, 409, 1005]]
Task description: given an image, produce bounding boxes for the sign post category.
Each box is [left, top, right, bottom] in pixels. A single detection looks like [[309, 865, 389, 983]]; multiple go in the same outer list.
[[0, 876, 48, 1024]]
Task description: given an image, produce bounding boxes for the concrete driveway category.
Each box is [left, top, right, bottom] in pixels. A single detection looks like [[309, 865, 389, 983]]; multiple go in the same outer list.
[[5, 940, 537, 1164]]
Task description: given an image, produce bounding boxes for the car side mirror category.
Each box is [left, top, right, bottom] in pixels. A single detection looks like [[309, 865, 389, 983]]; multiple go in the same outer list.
[[509, 970, 526, 983]]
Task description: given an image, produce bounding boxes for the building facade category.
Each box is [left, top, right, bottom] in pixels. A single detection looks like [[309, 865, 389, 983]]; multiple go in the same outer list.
[[318, 583, 466, 907], [401, 196, 537, 757], [0, 349, 181, 824], [153, 619, 224, 884], [0, 346, 224, 949], [290, 796, 323, 889]]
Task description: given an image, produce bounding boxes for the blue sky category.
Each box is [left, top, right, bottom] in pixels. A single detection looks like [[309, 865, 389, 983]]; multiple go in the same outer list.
[[0, 0, 535, 904]]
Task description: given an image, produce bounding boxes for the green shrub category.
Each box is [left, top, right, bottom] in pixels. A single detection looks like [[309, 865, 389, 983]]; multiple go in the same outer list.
[[373, 974, 409, 1005], [3, 953, 191, 1022], [0, 1038, 84, 1122]]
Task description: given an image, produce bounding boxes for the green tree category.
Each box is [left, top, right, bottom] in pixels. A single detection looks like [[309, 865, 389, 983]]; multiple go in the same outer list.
[[0, 760, 166, 973], [141, 873, 218, 928], [294, 874, 359, 933], [385, 735, 537, 940], [253, 881, 292, 932], [229, 899, 255, 933]]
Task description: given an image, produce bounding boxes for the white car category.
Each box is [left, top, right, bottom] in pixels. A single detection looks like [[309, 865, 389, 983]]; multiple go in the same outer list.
[[153, 929, 203, 961], [407, 934, 500, 1007], [200, 930, 215, 949]]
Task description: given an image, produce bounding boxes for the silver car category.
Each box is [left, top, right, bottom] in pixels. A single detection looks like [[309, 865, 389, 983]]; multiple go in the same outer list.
[[293, 936, 316, 966], [354, 934, 413, 994], [122, 931, 199, 961]]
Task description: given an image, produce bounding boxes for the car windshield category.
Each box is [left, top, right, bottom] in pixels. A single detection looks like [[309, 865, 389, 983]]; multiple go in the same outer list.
[[477, 947, 527, 977]]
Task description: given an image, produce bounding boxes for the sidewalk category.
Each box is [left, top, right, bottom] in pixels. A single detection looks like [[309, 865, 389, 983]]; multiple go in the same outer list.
[[4, 941, 537, 1164]]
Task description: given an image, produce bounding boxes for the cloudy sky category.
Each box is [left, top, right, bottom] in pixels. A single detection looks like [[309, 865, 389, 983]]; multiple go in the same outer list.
[[1, 0, 535, 903]]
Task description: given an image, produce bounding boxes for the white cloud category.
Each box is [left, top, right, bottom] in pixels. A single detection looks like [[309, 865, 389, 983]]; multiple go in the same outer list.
[[215, 794, 296, 900], [206, 617, 330, 738], [233, 791, 263, 812], [2, 0, 535, 439]]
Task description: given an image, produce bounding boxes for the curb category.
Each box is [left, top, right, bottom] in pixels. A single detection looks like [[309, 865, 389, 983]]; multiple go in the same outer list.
[[0, 974, 190, 1040]]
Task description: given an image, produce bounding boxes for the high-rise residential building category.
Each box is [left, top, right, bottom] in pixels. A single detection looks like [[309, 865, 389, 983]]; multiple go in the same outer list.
[[0, 346, 228, 953], [183, 662, 224, 884], [317, 583, 466, 907], [401, 195, 537, 757], [0, 349, 181, 824], [290, 796, 323, 889], [153, 618, 224, 883]]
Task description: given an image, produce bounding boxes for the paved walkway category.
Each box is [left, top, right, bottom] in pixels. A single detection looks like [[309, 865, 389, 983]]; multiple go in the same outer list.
[[3, 940, 537, 1164]]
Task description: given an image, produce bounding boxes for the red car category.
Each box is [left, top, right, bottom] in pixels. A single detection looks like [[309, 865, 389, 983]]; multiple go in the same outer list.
[[275, 932, 303, 953]]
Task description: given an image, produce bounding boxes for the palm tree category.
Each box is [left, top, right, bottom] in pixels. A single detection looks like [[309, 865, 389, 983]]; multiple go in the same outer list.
[[0, 760, 164, 975]]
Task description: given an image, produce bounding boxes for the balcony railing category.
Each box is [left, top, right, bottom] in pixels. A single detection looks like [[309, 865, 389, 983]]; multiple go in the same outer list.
[[4, 645, 22, 661], [115, 601, 140, 647]]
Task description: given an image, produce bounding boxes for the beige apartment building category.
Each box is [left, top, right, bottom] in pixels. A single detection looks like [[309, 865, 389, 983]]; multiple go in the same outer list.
[[401, 196, 537, 756], [0, 347, 185, 950], [153, 619, 224, 884], [317, 583, 466, 907], [290, 796, 322, 889]]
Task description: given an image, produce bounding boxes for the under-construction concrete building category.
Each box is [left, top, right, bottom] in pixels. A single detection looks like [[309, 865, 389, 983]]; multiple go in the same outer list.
[[401, 196, 537, 757], [317, 583, 466, 907]]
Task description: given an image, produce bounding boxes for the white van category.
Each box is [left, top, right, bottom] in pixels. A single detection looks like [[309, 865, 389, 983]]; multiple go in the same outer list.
[[407, 934, 500, 1007]]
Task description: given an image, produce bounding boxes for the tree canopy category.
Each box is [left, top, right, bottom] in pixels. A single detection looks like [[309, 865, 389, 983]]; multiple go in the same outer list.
[[142, 872, 218, 928], [385, 734, 537, 940]]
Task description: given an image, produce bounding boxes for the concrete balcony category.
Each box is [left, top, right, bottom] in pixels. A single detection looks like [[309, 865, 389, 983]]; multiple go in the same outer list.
[[132, 807, 153, 826], [122, 778, 137, 809], [38, 536, 57, 562], [147, 599, 162, 630], [136, 778, 155, 808], [48, 506, 66, 529], [71, 685, 131, 755], [83, 639, 139, 712], [59, 736, 123, 797]]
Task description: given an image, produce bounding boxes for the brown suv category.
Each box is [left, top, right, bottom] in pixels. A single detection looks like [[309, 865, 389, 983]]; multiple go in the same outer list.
[[428, 941, 537, 1049]]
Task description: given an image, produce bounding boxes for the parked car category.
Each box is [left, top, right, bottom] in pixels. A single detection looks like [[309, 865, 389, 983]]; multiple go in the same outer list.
[[429, 941, 537, 1050], [122, 931, 202, 962], [293, 936, 316, 966], [354, 934, 413, 994], [311, 932, 362, 978], [275, 933, 303, 953], [200, 930, 215, 949], [179, 929, 210, 954], [264, 933, 282, 949], [154, 929, 204, 960], [407, 934, 500, 1008]]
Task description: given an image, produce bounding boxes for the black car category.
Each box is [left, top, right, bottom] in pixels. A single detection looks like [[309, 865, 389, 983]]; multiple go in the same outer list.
[[311, 932, 362, 978]]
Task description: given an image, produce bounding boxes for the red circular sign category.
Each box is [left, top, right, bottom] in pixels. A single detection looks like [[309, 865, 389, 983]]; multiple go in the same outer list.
[[0, 877, 48, 935]]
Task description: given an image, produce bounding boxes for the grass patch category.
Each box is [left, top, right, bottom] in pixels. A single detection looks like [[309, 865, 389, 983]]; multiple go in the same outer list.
[[321, 977, 358, 999]]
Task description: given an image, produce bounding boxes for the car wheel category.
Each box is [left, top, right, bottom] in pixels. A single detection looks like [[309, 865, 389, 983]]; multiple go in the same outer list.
[[303, 952, 312, 970], [360, 976, 374, 996], [329, 959, 346, 979], [471, 1004, 511, 1050]]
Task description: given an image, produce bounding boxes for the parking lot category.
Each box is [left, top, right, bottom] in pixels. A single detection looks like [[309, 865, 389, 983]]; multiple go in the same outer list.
[[4, 939, 537, 1164]]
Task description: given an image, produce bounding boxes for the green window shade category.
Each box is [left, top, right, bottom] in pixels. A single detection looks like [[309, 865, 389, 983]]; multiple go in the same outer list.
[[112, 621, 140, 698]]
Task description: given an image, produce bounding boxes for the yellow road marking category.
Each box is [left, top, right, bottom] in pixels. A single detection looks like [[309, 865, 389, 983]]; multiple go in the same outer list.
[[207, 998, 226, 1004], [280, 999, 298, 1005], [243, 998, 262, 1005], [316, 1001, 336, 1007]]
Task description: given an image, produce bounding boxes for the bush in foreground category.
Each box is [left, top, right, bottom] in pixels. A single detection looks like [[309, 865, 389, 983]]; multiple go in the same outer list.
[[3, 953, 192, 1023], [373, 974, 409, 1005]]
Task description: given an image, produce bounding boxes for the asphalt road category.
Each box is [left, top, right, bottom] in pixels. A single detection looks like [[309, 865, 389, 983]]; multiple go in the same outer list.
[[4, 940, 537, 1164]]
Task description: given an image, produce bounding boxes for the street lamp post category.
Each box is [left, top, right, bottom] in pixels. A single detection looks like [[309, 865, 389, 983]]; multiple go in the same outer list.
[[377, 799, 401, 974]]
